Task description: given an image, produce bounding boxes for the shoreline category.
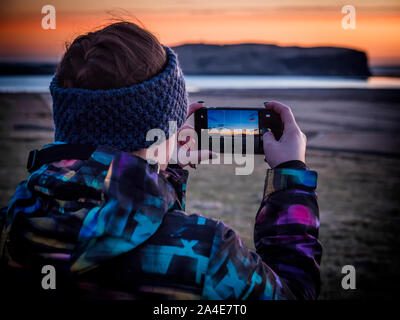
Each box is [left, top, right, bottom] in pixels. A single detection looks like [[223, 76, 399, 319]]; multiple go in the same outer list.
[[2, 86, 399, 98], [1, 76, 400, 94], [1, 88, 399, 156]]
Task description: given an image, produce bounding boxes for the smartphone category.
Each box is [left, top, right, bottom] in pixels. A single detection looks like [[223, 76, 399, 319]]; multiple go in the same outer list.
[[194, 107, 283, 155]]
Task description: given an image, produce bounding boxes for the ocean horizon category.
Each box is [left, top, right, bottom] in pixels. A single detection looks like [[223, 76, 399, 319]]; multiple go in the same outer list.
[[0, 74, 400, 93]]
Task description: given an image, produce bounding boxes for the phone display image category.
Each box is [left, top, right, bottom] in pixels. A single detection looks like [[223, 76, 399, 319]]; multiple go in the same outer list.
[[195, 107, 283, 155], [207, 109, 259, 136], [207, 109, 260, 154]]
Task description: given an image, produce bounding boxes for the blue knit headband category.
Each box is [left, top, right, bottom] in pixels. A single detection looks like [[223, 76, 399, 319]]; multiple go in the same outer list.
[[50, 46, 188, 152]]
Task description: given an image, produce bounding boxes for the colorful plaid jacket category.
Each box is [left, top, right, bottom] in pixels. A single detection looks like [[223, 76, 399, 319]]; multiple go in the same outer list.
[[0, 143, 322, 299]]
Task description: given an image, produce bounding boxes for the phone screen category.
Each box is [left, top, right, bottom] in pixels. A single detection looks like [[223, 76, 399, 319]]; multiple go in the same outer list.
[[207, 109, 260, 136], [195, 108, 265, 154], [195, 107, 282, 155]]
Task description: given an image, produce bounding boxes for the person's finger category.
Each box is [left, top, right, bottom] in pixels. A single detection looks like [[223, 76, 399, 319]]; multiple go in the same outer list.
[[186, 137, 197, 150], [262, 131, 278, 144], [177, 126, 196, 146], [186, 101, 205, 120], [264, 101, 298, 130], [178, 124, 195, 137], [180, 124, 194, 131]]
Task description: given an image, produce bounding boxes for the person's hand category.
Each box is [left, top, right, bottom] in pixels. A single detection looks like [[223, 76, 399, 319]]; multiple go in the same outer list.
[[177, 101, 217, 168], [262, 101, 306, 168]]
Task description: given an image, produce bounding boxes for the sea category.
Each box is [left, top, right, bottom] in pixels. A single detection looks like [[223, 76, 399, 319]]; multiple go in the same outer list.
[[0, 75, 400, 93]]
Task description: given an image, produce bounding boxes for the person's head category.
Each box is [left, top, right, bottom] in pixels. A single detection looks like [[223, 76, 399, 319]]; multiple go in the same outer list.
[[56, 21, 167, 90], [51, 21, 188, 166]]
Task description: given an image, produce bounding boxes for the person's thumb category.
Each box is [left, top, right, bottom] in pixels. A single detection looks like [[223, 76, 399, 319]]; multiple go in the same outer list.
[[262, 131, 277, 145]]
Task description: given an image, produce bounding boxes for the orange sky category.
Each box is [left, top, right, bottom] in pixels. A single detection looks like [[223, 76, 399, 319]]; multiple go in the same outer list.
[[0, 0, 399, 65]]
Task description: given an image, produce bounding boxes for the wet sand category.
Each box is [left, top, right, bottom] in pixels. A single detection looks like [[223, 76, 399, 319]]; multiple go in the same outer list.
[[0, 89, 399, 299]]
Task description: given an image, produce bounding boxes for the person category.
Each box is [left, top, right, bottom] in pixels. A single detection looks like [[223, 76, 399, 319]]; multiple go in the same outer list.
[[0, 21, 322, 300]]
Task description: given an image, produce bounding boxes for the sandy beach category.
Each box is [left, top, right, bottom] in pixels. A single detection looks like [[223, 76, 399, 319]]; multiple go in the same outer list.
[[0, 89, 399, 299]]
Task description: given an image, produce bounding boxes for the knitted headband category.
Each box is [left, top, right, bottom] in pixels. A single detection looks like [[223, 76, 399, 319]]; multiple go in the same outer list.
[[50, 46, 188, 152]]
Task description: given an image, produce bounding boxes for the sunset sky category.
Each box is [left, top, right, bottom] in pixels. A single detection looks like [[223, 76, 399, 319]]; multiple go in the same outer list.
[[0, 0, 399, 65]]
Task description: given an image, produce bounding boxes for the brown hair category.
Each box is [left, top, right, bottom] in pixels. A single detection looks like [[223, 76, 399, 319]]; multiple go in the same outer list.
[[56, 21, 167, 90]]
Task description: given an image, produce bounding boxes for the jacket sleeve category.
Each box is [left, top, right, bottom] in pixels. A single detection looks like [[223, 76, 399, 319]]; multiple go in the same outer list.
[[0, 207, 6, 238], [201, 167, 322, 300]]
